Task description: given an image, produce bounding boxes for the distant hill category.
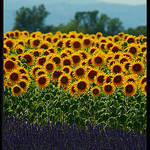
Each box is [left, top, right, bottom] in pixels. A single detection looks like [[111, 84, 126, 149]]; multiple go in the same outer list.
[[4, 1, 146, 33]]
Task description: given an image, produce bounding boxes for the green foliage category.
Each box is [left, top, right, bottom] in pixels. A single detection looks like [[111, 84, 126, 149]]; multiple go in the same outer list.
[[13, 4, 49, 33], [3, 81, 147, 132]]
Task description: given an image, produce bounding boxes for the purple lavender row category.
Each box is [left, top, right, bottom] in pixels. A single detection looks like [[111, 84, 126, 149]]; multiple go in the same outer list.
[[3, 116, 147, 150]]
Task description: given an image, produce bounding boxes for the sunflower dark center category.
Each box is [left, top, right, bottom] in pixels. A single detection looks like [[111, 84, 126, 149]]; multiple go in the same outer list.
[[93, 89, 99, 94], [128, 79, 135, 82], [24, 55, 32, 63], [84, 39, 90, 45], [142, 78, 147, 84], [76, 68, 84, 76], [14, 87, 21, 93], [114, 76, 122, 83], [107, 43, 113, 49], [125, 85, 133, 93], [39, 58, 46, 65], [127, 38, 134, 43], [88, 71, 97, 79], [46, 64, 53, 70], [53, 57, 60, 64], [72, 55, 80, 63], [77, 81, 86, 90], [125, 63, 130, 70], [10, 73, 19, 80], [61, 76, 68, 84], [120, 58, 128, 64], [33, 40, 40, 46], [113, 65, 121, 73], [129, 47, 136, 54], [112, 46, 119, 53], [39, 77, 46, 84], [73, 41, 81, 48], [6, 41, 13, 48], [133, 64, 142, 72], [5, 61, 14, 69], [105, 85, 112, 92], [57, 41, 63, 48], [95, 57, 102, 64], [53, 71, 62, 78], [40, 44, 48, 49], [64, 59, 71, 65], [66, 40, 71, 48], [106, 76, 112, 83], [98, 76, 104, 83], [20, 82, 26, 88], [63, 68, 69, 73]]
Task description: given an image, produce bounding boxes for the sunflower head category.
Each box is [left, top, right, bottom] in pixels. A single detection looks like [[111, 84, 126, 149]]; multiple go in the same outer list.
[[91, 86, 100, 97], [22, 52, 34, 66], [112, 73, 124, 87], [75, 79, 89, 95], [131, 61, 144, 75], [71, 39, 82, 51], [124, 82, 137, 97], [58, 73, 71, 88], [7, 70, 21, 84], [12, 85, 22, 96], [36, 75, 50, 88], [103, 83, 114, 95]]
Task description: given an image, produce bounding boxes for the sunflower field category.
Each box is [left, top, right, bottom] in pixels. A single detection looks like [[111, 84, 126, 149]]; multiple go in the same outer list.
[[3, 30, 147, 148]]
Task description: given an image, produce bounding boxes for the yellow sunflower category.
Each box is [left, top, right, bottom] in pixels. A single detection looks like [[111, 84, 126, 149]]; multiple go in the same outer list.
[[35, 68, 47, 77], [15, 45, 25, 54], [71, 53, 82, 67], [36, 75, 50, 88], [94, 72, 106, 86], [30, 65, 43, 78], [4, 59, 17, 72], [12, 85, 22, 96], [38, 41, 51, 49], [7, 70, 21, 84], [70, 39, 82, 51], [74, 66, 86, 79], [58, 73, 71, 88], [92, 54, 105, 67], [36, 56, 47, 66], [130, 61, 144, 75], [74, 79, 89, 95], [112, 73, 124, 87], [91, 86, 101, 97], [18, 79, 29, 91], [124, 82, 137, 97], [30, 38, 42, 49], [110, 62, 125, 74], [103, 83, 115, 95], [44, 61, 56, 73], [140, 83, 147, 95], [3, 44, 10, 54], [4, 38, 14, 50], [21, 52, 35, 66], [82, 37, 93, 48], [52, 70, 63, 82]]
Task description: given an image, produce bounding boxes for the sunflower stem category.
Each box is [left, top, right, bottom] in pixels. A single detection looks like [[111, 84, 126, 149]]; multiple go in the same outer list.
[[60, 86, 64, 126]]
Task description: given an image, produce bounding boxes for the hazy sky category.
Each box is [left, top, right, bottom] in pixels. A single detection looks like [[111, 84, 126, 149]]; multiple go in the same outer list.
[[4, 0, 147, 6], [99, 0, 146, 5]]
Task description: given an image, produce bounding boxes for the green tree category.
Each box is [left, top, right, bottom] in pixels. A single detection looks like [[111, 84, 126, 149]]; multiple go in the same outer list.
[[95, 14, 110, 35], [107, 18, 124, 35], [13, 4, 49, 33], [75, 10, 99, 34], [125, 25, 147, 36]]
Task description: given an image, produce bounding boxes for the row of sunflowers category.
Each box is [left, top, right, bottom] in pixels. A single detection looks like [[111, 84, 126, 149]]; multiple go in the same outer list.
[[3, 30, 147, 98]]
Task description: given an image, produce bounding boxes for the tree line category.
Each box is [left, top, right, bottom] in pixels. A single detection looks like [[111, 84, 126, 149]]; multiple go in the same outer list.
[[13, 4, 147, 36]]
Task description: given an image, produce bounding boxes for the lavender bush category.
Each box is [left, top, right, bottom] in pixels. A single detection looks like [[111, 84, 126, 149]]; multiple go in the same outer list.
[[3, 116, 147, 150]]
